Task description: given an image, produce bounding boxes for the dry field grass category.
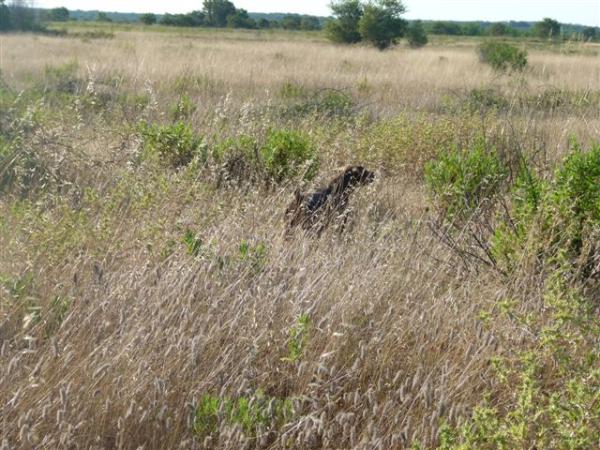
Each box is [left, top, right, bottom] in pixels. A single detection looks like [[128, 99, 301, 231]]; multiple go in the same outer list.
[[0, 28, 599, 449]]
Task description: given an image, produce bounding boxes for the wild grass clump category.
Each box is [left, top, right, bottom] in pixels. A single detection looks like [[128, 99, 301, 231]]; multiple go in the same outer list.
[[356, 113, 488, 177], [279, 82, 356, 119], [478, 41, 528, 72], [436, 270, 599, 450]]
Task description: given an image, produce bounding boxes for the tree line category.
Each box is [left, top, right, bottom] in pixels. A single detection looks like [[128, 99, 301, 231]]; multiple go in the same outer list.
[[325, 1, 598, 47], [1, 0, 597, 45], [140, 1, 322, 31], [426, 18, 598, 41], [0, 0, 41, 31]]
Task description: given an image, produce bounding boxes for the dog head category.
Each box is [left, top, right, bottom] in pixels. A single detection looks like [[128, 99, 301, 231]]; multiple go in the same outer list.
[[341, 165, 375, 189]]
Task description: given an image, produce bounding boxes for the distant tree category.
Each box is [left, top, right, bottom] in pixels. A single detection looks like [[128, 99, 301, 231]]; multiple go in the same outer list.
[[257, 18, 270, 29], [226, 9, 255, 29], [96, 11, 112, 22], [359, 0, 407, 49], [488, 22, 507, 36], [8, 0, 37, 30], [202, 0, 235, 27], [139, 13, 157, 25], [48, 6, 69, 22], [0, 0, 10, 30], [160, 11, 204, 27], [407, 20, 427, 48], [187, 10, 205, 26], [582, 27, 597, 41], [300, 16, 321, 31], [430, 21, 462, 35], [533, 17, 561, 39], [160, 13, 175, 25], [462, 23, 483, 36], [281, 14, 301, 30], [326, 0, 363, 44]]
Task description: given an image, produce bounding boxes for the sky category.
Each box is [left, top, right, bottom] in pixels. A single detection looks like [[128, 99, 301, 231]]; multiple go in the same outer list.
[[32, 1, 600, 27]]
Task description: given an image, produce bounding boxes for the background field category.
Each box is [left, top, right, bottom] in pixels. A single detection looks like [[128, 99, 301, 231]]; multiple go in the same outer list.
[[1, 27, 599, 449]]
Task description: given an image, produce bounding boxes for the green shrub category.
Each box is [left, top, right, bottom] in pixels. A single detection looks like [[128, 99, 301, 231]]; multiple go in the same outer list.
[[238, 240, 267, 270], [550, 142, 600, 249], [169, 95, 196, 121], [491, 142, 600, 272], [490, 164, 546, 270], [193, 391, 294, 439], [260, 129, 318, 182], [182, 229, 203, 257], [283, 313, 311, 362], [424, 141, 509, 221], [467, 88, 509, 111], [140, 122, 205, 168], [478, 41, 528, 72]]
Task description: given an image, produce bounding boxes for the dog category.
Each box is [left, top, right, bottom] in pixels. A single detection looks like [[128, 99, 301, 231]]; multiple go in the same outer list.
[[285, 165, 375, 236]]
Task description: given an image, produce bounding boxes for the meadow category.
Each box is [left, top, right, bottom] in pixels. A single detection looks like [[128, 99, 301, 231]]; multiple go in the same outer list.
[[0, 26, 599, 449]]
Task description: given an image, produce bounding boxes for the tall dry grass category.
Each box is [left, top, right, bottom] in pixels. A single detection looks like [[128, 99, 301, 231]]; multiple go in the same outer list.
[[0, 28, 599, 449], [3, 31, 600, 108]]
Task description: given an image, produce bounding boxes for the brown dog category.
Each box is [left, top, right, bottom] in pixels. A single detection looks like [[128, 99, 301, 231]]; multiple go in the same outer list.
[[285, 165, 375, 236]]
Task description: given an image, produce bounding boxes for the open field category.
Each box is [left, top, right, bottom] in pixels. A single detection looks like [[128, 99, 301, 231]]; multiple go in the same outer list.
[[1, 28, 599, 449]]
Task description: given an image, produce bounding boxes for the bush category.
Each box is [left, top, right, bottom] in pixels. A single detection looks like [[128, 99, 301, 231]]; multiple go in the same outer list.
[[424, 141, 509, 221], [140, 122, 205, 168], [491, 142, 600, 273], [478, 41, 528, 72], [260, 129, 318, 182], [466, 88, 509, 111]]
